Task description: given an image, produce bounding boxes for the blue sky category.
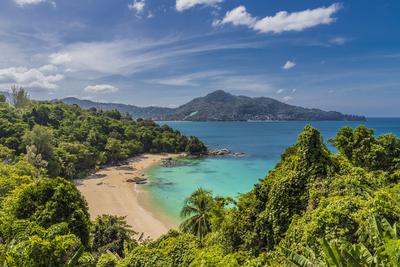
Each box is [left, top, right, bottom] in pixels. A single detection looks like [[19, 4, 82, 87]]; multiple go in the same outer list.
[[0, 0, 399, 116]]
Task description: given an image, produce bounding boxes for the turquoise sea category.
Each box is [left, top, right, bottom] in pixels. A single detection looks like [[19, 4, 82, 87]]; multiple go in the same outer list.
[[145, 119, 400, 222]]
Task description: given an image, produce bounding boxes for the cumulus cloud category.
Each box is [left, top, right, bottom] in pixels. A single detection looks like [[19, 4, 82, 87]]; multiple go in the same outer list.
[[276, 89, 284, 94], [176, 0, 223, 12], [213, 6, 256, 27], [14, 0, 55, 7], [128, 0, 145, 13], [38, 64, 58, 73], [0, 67, 63, 90], [84, 84, 119, 94], [49, 53, 72, 65], [283, 60, 296, 70], [216, 3, 342, 34]]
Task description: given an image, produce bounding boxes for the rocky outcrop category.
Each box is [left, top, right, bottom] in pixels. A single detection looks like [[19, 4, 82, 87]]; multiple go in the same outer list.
[[126, 177, 148, 184], [207, 148, 245, 157]]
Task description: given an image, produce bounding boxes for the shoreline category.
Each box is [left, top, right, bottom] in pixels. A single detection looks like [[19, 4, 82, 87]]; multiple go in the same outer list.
[[75, 153, 181, 240]]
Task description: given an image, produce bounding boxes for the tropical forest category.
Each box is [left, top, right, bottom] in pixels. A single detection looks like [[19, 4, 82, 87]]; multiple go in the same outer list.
[[0, 88, 398, 266]]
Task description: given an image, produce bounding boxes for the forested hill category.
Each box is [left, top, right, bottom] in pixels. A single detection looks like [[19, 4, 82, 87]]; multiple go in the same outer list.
[[61, 97, 172, 121], [59, 90, 365, 121], [0, 90, 206, 180]]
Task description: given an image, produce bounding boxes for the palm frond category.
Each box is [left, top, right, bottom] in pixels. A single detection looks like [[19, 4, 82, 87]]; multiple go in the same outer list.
[[281, 247, 317, 267], [65, 245, 84, 267]]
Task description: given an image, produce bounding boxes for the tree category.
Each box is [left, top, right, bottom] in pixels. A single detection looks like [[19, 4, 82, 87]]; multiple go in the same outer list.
[[105, 138, 129, 163], [0, 94, 6, 103], [185, 136, 207, 155], [3, 234, 82, 267], [23, 125, 60, 176], [23, 125, 54, 161], [92, 215, 136, 256], [96, 252, 118, 267], [11, 85, 30, 108], [0, 144, 14, 163], [180, 188, 213, 241], [2, 177, 91, 245]]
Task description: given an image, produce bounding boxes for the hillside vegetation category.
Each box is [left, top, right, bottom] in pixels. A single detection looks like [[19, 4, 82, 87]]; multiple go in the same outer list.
[[0, 89, 206, 180], [0, 89, 399, 266], [60, 90, 365, 121]]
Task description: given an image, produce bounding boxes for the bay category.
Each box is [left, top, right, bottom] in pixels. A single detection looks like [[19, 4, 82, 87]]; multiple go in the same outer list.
[[145, 118, 400, 222]]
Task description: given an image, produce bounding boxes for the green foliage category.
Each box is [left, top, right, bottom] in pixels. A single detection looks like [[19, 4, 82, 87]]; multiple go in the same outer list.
[[0, 162, 33, 203], [187, 125, 400, 265], [0, 144, 14, 162], [151, 230, 199, 266], [92, 215, 136, 257], [96, 252, 118, 267], [0, 99, 206, 179], [179, 188, 214, 241], [0, 112, 399, 266], [330, 125, 400, 171], [11, 86, 31, 109], [2, 233, 82, 267], [218, 125, 335, 254], [2, 177, 90, 245], [185, 136, 207, 155], [117, 246, 172, 267], [189, 245, 242, 267], [283, 217, 400, 267]]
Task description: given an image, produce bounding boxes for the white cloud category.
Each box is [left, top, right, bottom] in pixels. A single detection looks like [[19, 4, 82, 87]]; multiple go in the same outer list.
[[0, 67, 63, 90], [38, 64, 58, 73], [292, 89, 297, 93], [14, 0, 45, 6], [128, 0, 145, 13], [217, 3, 342, 34], [46, 37, 263, 78], [14, 0, 55, 7], [330, 37, 348, 45], [283, 60, 296, 70], [49, 53, 72, 65], [84, 84, 119, 94], [176, 0, 223, 12], [276, 89, 284, 94], [147, 70, 229, 87], [283, 96, 294, 102], [214, 6, 256, 27]]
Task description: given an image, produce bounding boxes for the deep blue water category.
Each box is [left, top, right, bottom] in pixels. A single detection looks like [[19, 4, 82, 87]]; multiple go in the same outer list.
[[146, 119, 400, 221]]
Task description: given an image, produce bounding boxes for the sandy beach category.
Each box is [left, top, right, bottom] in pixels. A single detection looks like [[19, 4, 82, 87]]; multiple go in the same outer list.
[[76, 153, 180, 239]]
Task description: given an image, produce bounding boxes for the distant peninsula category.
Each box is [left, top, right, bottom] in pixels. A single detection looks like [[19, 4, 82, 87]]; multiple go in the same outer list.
[[0, 89, 365, 121], [58, 90, 365, 121]]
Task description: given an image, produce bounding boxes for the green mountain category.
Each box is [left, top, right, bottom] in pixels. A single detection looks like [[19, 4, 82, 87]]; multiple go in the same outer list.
[[60, 97, 172, 120], [60, 90, 365, 121]]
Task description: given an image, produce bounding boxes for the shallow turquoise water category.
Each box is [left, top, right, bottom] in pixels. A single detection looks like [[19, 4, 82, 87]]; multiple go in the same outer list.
[[145, 119, 400, 222]]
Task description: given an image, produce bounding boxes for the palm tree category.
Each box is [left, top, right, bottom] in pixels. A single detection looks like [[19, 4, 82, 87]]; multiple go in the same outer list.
[[179, 188, 213, 241]]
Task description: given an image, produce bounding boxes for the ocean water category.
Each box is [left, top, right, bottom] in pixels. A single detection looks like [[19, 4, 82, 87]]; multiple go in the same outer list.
[[145, 119, 400, 222]]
